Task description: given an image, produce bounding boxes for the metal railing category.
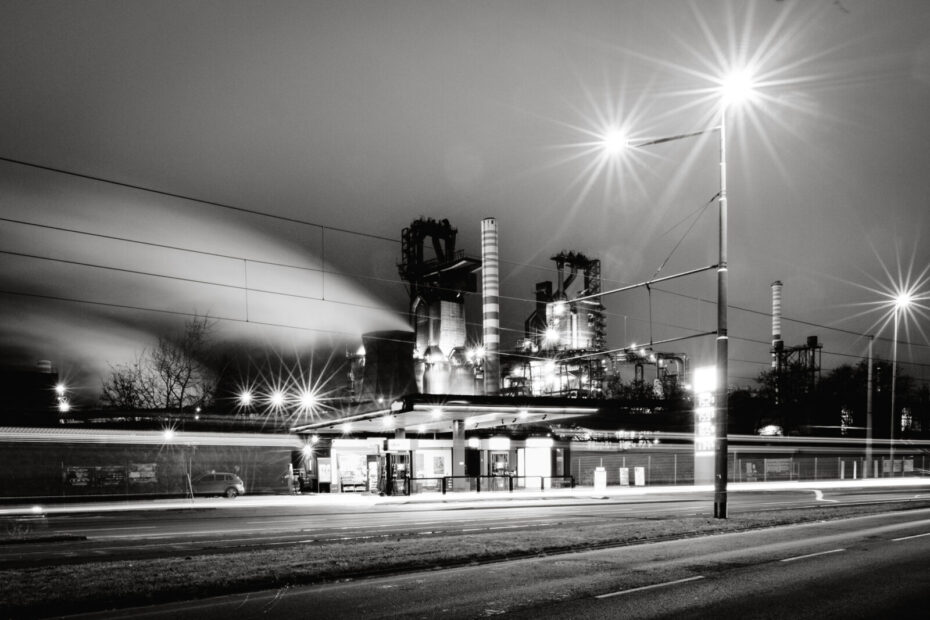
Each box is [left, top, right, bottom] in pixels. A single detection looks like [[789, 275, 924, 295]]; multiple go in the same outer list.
[[427, 475, 575, 494]]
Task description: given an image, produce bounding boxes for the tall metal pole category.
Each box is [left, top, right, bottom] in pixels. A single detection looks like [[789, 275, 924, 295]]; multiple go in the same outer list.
[[865, 335, 873, 478], [889, 308, 899, 476], [714, 107, 729, 519]]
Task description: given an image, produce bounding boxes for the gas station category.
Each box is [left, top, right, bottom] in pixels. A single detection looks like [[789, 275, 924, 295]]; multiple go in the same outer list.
[[291, 393, 692, 495]]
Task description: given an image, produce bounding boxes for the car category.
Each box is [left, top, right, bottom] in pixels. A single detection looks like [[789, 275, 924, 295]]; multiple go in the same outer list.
[[191, 472, 245, 498]]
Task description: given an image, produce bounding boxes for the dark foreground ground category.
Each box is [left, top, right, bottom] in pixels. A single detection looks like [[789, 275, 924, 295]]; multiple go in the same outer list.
[[3, 493, 930, 618]]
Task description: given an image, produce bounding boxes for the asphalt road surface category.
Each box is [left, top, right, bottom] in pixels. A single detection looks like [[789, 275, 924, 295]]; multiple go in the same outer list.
[[72, 506, 930, 619], [4, 482, 928, 569]]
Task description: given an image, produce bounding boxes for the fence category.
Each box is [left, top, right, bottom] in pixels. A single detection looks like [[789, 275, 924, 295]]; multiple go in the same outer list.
[[572, 449, 930, 487], [403, 475, 576, 494]]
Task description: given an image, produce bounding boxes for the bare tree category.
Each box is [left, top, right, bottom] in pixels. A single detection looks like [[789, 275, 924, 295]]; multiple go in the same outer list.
[[99, 358, 146, 409], [100, 316, 217, 411]]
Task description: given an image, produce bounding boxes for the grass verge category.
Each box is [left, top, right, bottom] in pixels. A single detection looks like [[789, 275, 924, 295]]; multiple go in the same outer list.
[[3, 499, 930, 618]]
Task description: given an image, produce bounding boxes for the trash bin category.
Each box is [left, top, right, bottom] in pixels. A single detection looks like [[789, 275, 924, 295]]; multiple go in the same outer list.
[[618, 467, 630, 486], [593, 466, 607, 490], [634, 466, 646, 486]]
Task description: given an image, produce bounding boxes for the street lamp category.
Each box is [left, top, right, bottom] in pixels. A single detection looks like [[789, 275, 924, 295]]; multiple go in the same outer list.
[[888, 292, 912, 475], [604, 71, 755, 518]]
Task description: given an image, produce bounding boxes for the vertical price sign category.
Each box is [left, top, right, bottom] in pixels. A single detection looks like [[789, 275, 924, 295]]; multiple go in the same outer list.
[[693, 366, 716, 484]]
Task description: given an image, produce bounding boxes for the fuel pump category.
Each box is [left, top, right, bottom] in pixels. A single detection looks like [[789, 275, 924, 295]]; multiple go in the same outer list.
[[379, 452, 410, 496]]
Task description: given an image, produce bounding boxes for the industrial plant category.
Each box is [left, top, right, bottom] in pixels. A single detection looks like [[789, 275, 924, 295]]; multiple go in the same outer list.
[[1, 216, 923, 503]]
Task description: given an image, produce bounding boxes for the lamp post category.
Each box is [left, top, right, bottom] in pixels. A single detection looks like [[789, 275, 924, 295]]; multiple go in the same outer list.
[[888, 292, 911, 475], [601, 72, 753, 518], [713, 104, 729, 518], [865, 334, 873, 478]]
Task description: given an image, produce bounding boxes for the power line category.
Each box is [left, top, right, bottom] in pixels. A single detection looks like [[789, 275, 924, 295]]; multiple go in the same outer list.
[[0, 288, 416, 346], [0, 249, 406, 317], [652, 286, 930, 349], [2, 158, 926, 366], [0, 156, 397, 244]]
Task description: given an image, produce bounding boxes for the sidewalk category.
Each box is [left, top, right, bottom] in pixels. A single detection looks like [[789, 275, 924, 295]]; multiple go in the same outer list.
[[2, 477, 928, 517]]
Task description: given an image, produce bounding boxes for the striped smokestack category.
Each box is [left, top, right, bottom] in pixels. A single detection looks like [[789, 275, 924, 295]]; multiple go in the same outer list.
[[481, 218, 500, 395], [771, 280, 783, 367]]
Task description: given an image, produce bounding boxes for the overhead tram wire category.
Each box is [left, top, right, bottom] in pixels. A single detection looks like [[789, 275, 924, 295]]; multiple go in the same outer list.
[[0, 288, 390, 340], [5, 157, 926, 366], [0, 248, 407, 317], [11, 243, 922, 372], [0, 198, 762, 349], [650, 285, 930, 350], [0, 156, 397, 244], [2, 217, 656, 339]]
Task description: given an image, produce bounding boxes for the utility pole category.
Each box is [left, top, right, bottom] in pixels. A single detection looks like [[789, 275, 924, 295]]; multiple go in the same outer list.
[[865, 335, 873, 478]]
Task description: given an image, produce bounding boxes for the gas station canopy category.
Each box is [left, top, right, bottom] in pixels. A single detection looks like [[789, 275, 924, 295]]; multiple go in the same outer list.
[[290, 394, 607, 436]]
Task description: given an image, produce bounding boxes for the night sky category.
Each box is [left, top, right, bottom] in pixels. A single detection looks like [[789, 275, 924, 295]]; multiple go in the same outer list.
[[2, 0, 929, 403]]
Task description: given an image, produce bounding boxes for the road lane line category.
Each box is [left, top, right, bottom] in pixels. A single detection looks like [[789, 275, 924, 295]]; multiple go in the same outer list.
[[780, 548, 845, 562], [595, 576, 705, 599], [64, 525, 157, 532], [892, 532, 930, 541]]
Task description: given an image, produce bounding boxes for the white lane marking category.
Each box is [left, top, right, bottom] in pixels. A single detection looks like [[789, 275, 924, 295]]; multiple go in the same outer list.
[[813, 490, 838, 503], [63, 525, 157, 532], [595, 576, 705, 599], [892, 532, 930, 542], [780, 548, 845, 562]]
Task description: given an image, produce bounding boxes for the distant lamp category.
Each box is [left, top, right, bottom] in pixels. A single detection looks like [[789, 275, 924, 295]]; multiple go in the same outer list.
[[269, 390, 285, 408], [894, 291, 913, 309], [720, 69, 758, 106], [467, 345, 486, 363], [54, 383, 66, 397], [239, 390, 253, 407], [693, 366, 717, 394], [298, 390, 317, 411], [544, 327, 561, 346], [57, 400, 70, 413], [602, 128, 629, 155]]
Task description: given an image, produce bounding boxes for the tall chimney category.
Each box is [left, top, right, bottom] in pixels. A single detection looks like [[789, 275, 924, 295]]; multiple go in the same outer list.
[[771, 280, 783, 368], [481, 218, 500, 395]]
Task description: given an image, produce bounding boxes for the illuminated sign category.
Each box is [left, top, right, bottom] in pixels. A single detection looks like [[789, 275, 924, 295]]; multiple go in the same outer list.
[[488, 436, 511, 451], [525, 437, 554, 448], [694, 393, 716, 454], [694, 366, 716, 456], [387, 439, 412, 451]]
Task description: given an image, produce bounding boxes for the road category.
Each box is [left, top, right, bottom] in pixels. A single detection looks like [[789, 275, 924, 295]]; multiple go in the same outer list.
[[2, 480, 928, 569], [73, 505, 930, 619]]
